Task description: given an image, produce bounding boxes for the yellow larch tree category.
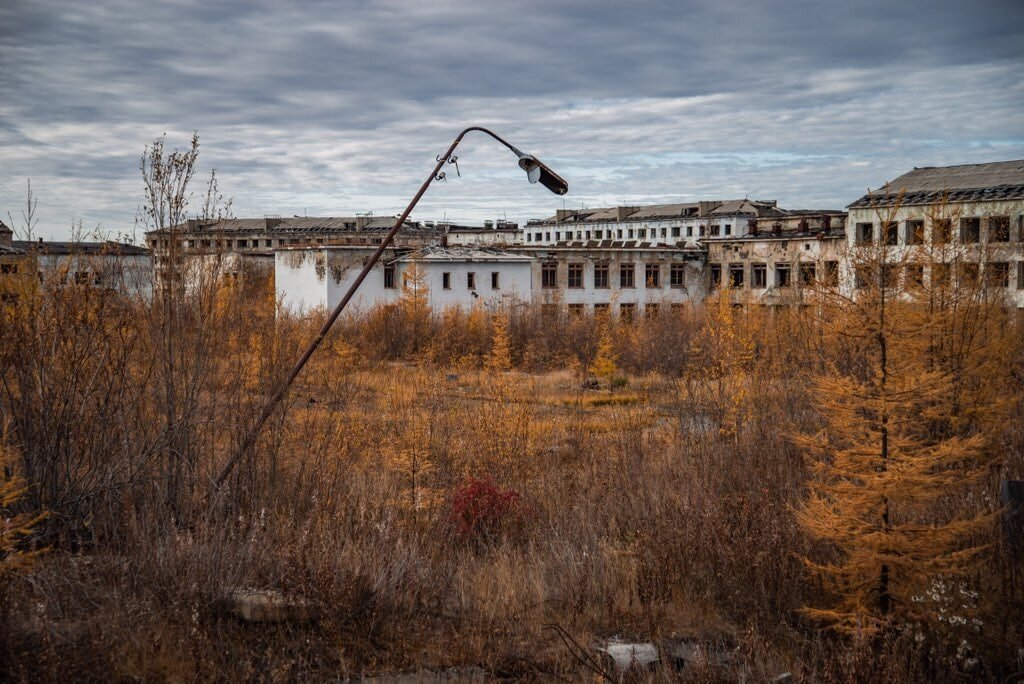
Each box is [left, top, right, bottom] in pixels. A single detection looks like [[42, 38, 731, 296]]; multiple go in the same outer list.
[[796, 199, 1008, 636]]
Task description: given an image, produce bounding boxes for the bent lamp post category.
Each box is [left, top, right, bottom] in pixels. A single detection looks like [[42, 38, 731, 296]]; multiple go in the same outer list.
[[214, 126, 567, 488]]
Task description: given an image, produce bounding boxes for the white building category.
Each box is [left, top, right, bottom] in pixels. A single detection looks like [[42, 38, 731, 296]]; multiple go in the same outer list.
[[517, 244, 705, 319], [845, 160, 1024, 307], [11, 240, 152, 298], [275, 245, 532, 315], [522, 200, 785, 248]]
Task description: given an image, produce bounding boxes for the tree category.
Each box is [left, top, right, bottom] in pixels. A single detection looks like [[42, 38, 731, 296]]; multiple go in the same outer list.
[[795, 197, 1007, 636], [591, 324, 619, 390], [485, 310, 513, 373]]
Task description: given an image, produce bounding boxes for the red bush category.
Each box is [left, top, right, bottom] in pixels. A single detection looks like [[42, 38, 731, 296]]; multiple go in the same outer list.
[[445, 477, 525, 545]]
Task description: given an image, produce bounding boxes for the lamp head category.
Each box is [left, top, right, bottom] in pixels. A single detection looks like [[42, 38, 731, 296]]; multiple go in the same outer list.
[[517, 153, 568, 195]]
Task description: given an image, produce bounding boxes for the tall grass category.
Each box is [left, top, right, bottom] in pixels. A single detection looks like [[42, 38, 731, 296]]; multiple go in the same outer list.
[[1, 268, 1022, 681]]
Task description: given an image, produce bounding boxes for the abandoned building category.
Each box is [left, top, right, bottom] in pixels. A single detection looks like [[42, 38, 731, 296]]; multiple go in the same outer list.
[[523, 199, 786, 248], [704, 210, 848, 305], [0, 225, 152, 301], [145, 216, 521, 293], [846, 159, 1024, 306], [275, 245, 532, 314]]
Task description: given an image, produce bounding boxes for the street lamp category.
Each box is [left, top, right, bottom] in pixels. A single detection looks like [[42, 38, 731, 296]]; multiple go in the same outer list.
[[214, 126, 568, 488]]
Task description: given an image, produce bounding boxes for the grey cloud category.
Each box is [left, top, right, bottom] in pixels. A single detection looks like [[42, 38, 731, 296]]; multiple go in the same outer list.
[[0, 0, 1022, 238]]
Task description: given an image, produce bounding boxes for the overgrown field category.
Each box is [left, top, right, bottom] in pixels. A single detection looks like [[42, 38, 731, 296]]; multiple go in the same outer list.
[[2, 270, 1023, 681]]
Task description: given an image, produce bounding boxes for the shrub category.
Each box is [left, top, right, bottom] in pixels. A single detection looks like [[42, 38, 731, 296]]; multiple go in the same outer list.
[[445, 477, 526, 547]]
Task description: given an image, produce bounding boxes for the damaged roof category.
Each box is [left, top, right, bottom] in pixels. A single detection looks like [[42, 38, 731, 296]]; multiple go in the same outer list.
[[528, 199, 783, 225], [394, 246, 533, 263], [849, 160, 1024, 207], [151, 216, 424, 235], [12, 240, 150, 256]]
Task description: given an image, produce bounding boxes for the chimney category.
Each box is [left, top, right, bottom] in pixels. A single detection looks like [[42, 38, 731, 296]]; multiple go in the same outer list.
[[698, 200, 720, 216], [555, 209, 574, 223], [616, 206, 637, 221], [355, 216, 370, 231]]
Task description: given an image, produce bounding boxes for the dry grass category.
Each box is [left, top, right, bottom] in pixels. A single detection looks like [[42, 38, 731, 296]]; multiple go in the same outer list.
[[1, 277, 1022, 682]]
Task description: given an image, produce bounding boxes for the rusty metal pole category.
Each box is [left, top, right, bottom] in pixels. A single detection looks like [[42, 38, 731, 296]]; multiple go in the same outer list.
[[213, 126, 566, 489]]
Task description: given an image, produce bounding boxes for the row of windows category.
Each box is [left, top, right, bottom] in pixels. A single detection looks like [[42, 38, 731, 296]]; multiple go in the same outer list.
[[541, 262, 688, 289], [151, 235, 387, 251], [853, 261, 1024, 290], [709, 261, 840, 289], [382, 265, 501, 291], [544, 301, 685, 322], [526, 224, 731, 243], [854, 216, 1022, 246]]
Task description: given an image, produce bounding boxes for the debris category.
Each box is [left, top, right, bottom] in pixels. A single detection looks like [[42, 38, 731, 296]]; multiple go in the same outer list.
[[222, 588, 317, 623], [771, 673, 793, 683], [596, 640, 660, 673], [446, 373, 459, 382]]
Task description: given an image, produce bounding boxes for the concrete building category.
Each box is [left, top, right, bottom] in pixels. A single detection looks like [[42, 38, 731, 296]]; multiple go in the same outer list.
[[15, 240, 153, 297], [523, 200, 786, 248], [846, 160, 1024, 306], [275, 245, 532, 315], [704, 210, 847, 305], [515, 243, 706, 319], [147, 216, 520, 292]]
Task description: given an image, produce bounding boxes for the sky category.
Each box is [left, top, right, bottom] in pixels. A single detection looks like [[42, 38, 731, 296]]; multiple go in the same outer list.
[[1, 0, 1023, 242]]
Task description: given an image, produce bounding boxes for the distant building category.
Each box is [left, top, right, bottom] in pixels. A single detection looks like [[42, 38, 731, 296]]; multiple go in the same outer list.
[[846, 159, 1024, 306], [704, 210, 847, 305], [275, 245, 532, 315], [515, 243, 706, 319], [146, 216, 518, 292], [523, 200, 786, 248]]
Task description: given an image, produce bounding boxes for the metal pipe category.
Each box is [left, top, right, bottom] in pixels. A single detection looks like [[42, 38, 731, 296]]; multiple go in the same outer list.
[[213, 126, 564, 488]]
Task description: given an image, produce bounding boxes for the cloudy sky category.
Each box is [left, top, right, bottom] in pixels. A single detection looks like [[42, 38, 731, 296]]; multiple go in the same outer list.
[[2, 0, 1022, 241]]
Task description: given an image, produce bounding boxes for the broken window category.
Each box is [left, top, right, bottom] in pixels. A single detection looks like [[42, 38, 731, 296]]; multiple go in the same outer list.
[[854, 265, 870, 289], [1018, 262, 1024, 290], [884, 221, 899, 246], [728, 263, 744, 287], [822, 261, 839, 286], [672, 226, 680, 238], [855, 222, 873, 245], [645, 263, 660, 288], [906, 220, 924, 245], [467, 272, 476, 290], [932, 263, 951, 288], [594, 263, 610, 289], [568, 263, 584, 288], [0, 264, 17, 275], [987, 261, 1009, 288], [959, 262, 980, 286], [442, 272, 452, 290], [709, 263, 722, 290], [799, 262, 816, 285], [568, 303, 585, 317], [932, 218, 951, 244], [960, 217, 981, 243], [686, 226, 693, 237], [724, 224, 732, 236], [74, 271, 90, 285], [593, 303, 610, 319], [905, 264, 924, 289], [670, 264, 686, 288], [775, 264, 791, 288], [383, 264, 396, 289], [751, 263, 767, 289], [710, 224, 721, 237], [619, 302, 636, 323], [491, 271, 500, 290], [645, 303, 659, 319], [989, 216, 1010, 243], [541, 262, 557, 288], [619, 263, 635, 288]]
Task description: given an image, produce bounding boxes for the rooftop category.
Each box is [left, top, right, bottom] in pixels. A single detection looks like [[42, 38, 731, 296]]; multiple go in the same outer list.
[[849, 160, 1024, 207], [528, 199, 786, 225], [12, 240, 150, 256], [394, 246, 533, 263]]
